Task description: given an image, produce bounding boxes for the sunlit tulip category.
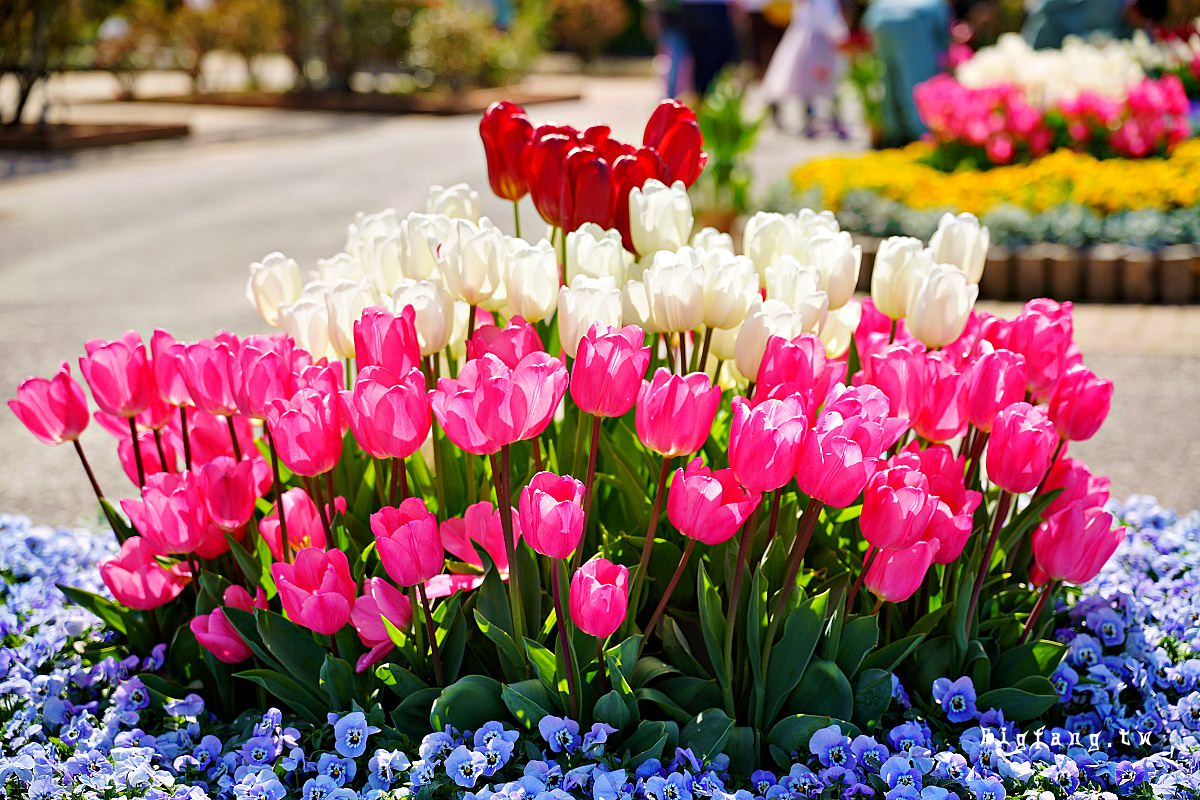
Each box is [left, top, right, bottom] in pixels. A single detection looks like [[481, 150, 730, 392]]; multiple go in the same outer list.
[[190, 609, 252, 663], [1048, 365, 1113, 442], [961, 348, 1027, 432], [279, 297, 335, 362], [180, 339, 239, 418], [197, 455, 262, 532], [765, 257, 829, 321], [439, 218, 504, 307], [612, 147, 667, 251], [620, 280, 657, 333], [246, 252, 303, 327], [861, 464, 936, 550], [806, 230, 861, 310], [911, 353, 967, 443], [426, 183, 480, 222], [864, 539, 940, 602], [986, 402, 1057, 494], [743, 212, 796, 277], [735, 299, 826, 383], [700, 249, 759, 330], [229, 335, 293, 420], [819, 299, 862, 359], [629, 179, 693, 256], [265, 389, 346, 477], [570, 558, 629, 638], [928, 212, 989, 284], [151, 329, 192, 408], [397, 212, 450, 281], [667, 458, 761, 545], [635, 368, 721, 458], [519, 471, 586, 559], [525, 130, 575, 228], [351, 577, 415, 672], [1042, 456, 1111, 517], [1001, 307, 1072, 398], [123, 471, 221, 557], [753, 333, 845, 409], [566, 223, 630, 285], [372, 499, 444, 587], [259, 487, 330, 560], [570, 323, 651, 418], [728, 395, 807, 493], [224, 584, 268, 611], [355, 305, 421, 378], [344, 209, 403, 294], [440, 500, 519, 571], [642, 99, 706, 187], [870, 237, 931, 320], [504, 239, 559, 323], [466, 316, 544, 369], [340, 367, 430, 461], [271, 547, 356, 635], [480, 101, 534, 201], [692, 226, 734, 253], [893, 442, 981, 564], [100, 536, 190, 611], [562, 145, 616, 232], [79, 332, 156, 419], [643, 250, 704, 332], [557, 275, 623, 359], [906, 264, 978, 348], [323, 280, 378, 360], [1032, 504, 1124, 585], [393, 279, 455, 357], [8, 362, 90, 446]]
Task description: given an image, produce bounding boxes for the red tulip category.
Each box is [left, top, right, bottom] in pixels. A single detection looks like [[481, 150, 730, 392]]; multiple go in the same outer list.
[[9, 362, 90, 446], [480, 101, 534, 201], [570, 323, 651, 418], [190, 609, 252, 663], [643, 99, 707, 187], [270, 547, 356, 635], [667, 458, 761, 545], [524, 130, 575, 228], [372, 498, 444, 587], [613, 147, 667, 251], [1048, 365, 1113, 442], [100, 536, 191, 611], [355, 305, 421, 378], [561, 146, 616, 233]]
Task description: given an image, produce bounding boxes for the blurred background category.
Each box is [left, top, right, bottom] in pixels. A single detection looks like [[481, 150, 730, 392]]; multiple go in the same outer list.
[[2, 0, 1200, 524]]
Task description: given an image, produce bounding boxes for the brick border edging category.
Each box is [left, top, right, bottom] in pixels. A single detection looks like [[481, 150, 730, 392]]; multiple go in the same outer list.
[[853, 237, 1200, 305]]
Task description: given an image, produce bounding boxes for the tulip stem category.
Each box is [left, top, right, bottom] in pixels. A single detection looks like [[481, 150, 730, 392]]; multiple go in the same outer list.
[[73, 439, 106, 506], [965, 431, 989, 487], [325, 471, 338, 531], [596, 638, 608, 687], [306, 475, 334, 544], [265, 427, 291, 563], [152, 429, 168, 471], [493, 446, 527, 647], [628, 456, 673, 628], [965, 490, 1013, 641], [512, 200, 522, 240], [887, 319, 897, 345], [697, 327, 714, 374], [678, 333, 688, 375], [467, 305, 478, 343], [179, 406, 192, 471], [559, 230, 568, 281], [845, 546, 878, 613], [550, 564, 579, 718], [390, 457, 409, 506], [417, 582, 445, 685], [663, 334, 676, 373], [225, 415, 242, 461], [723, 502, 762, 716], [641, 539, 695, 650], [128, 417, 146, 488], [532, 438, 544, 473], [1018, 581, 1057, 644], [1033, 438, 1066, 497], [574, 414, 604, 575], [766, 490, 783, 543]]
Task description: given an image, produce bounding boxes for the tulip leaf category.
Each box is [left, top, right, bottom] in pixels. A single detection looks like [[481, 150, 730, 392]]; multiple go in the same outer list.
[[225, 533, 263, 586], [852, 668, 894, 729], [992, 640, 1068, 688], [375, 663, 429, 697], [696, 564, 728, 686], [836, 615, 880, 679], [430, 675, 507, 731], [660, 617, 707, 679], [623, 720, 670, 769], [605, 635, 643, 686], [787, 658, 854, 721], [999, 489, 1063, 556], [98, 497, 135, 542], [57, 584, 128, 635], [767, 714, 859, 768], [524, 638, 563, 698], [256, 608, 328, 685], [392, 687, 442, 735], [912, 636, 961, 698], [236, 668, 327, 724], [764, 591, 828, 724], [976, 676, 1058, 721], [474, 609, 526, 683], [594, 689, 634, 730], [223, 607, 284, 674], [502, 678, 560, 728], [319, 655, 357, 710], [681, 708, 735, 761], [631, 656, 679, 688], [635, 688, 692, 725]]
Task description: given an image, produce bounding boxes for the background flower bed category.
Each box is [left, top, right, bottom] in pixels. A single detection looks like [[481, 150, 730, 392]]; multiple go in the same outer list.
[[1, 497, 1198, 799]]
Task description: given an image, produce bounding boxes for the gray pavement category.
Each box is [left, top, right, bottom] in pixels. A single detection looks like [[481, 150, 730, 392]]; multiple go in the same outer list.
[[0, 74, 1196, 526]]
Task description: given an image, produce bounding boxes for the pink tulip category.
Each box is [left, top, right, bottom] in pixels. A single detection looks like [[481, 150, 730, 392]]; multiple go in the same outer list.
[[861, 464, 937, 550], [79, 332, 156, 418], [519, 471, 586, 559], [440, 501, 519, 571], [100, 536, 191, 611], [265, 389, 345, 477], [860, 343, 926, 424], [667, 458, 761, 545], [1032, 503, 1124, 585], [635, 368, 722, 458], [821, 383, 909, 448], [270, 547, 356, 635], [190, 609, 253, 663], [893, 443, 981, 564], [569, 557, 629, 638], [8, 362, 90, 445], [1048, 366, 1113, 442], [863, 539, 940, 603], [231, 335, 295, 420], [466, 315, 545, 369], [223, 584, 268, 611], [986, 402, 1057, 494], [570, 323, 652, 418], [355, 305, 421, 377], [1042, 456, 1110, 518], [795, 394, 897, 508], [122, 471, 227, 558], [350, 577, 415, 672], [118, 428, 181, 484], [372, 498, 444, 587], [184, 411, 255, 467], [911, 353, 966, 443], [754, 334, 845, 411], [429, 352, 568, 455], [197, 455, 263, 531], [259, 487, 332, 560], [340, 366, 431, 460], [151, 330, 192, 407], [961, 348, 1027, 432], [1004, 308, 1071, 399], [853, 299, 918, 365], [295, 361, 344, 396], [727, 394, 808, 492], [180, 339, 239, 417]]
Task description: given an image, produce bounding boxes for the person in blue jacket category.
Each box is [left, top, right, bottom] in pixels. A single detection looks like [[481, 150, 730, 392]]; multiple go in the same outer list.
[[864, 0, 952, 147], [1022, 0, 1167, 50]]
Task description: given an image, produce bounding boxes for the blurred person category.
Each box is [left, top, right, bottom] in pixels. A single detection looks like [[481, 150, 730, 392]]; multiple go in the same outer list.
[[863, 0, 951, 146], [1023, 0, 1169, 48], [678, 0, 740, 96], [761, 0, 851, 138], [643, 0, 695, 97], [738, 0, 790, 78]]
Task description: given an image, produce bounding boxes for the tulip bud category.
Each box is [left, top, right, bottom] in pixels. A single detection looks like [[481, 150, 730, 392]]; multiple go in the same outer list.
[[700, 249, 759, 330], [8, 362, 90, 446], [396, 212, 450, 281], [755, 333, 845, 408], [1048, 365, 1113, 442], [566, 223, 630, 285], [279, 296, 335, 362], [480, 101, 534, 202], [864, 539, 940, 602], [643, 250, 705, 333], [871, 237, 932, 320], [341, 366, 431, 461], [351, 576, 416, 672], [197, 455, 262, 532], [79, 332, 156, 419], [985, 402, 1057, 494], [525, 130, 576, 228], [629, 179, 693, 257], [569, 558, 629, 638], [911, 353, 967, 443], [806, 230, 861, 310], [961, 348, 1027, 433], [557, 276, 623, 359], [735, 299, 826, 382], [643, 99, 706, 187], [393, 279, 455, 357], [271, 547, 356, 634], [247, 252, 303, 328], [928, 213, 989, 284], [691, 226, 735, 253], [570, 323, 651, 418], [519, 471, 586, 559], [191, 609, 253, 663], [372, 499, 444, 587], [504, 239, 559, 323], [620, 280, 658, 333], [1005, 307, 1071, 399], [426, 183, 480, 222], [819, 300, 862, 359], [345, 210, 403, 295], [265, 389, 346, 477], [906, 264, 978, 349], [635, 368, 722, 458]]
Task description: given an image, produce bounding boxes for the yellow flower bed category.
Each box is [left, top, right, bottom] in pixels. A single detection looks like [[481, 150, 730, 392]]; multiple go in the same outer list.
[[791, 140, 1200, 216]]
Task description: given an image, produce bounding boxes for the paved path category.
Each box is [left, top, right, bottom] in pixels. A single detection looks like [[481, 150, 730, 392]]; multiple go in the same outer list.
[[1, 75, 1196, 525]]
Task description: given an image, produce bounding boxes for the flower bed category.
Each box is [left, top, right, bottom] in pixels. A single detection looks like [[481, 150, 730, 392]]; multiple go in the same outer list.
[[2, 498, 1197, 799]]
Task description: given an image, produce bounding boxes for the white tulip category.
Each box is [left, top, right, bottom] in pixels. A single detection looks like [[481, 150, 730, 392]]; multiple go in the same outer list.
[[438, 218, 504, 306], [504, 238, 559, 323], [629, 179, 693, 257], [735, 298, 818, 381], [871, 237, 932, 320], [246, 252, 303, 327], [691, 226, 735, 253], [346, 210, 404, 295], [279, 296, 334, 361], [393, 279, 455, 356], [316, 252, 366, 284], [398, 212, 451, 282], [928, 213, 989, 284], [426, 183, 481, 222], [906, 264, 979, 348], [700, 249, 759, 330], [819, 300, 862, 359], [743, 212, 796, 277], [765, 256, 822, 308], [557, 276, 623, 358], [643, 250, 705, 333], [621, 280, 659, 333], [806, 230, 861, 310], [566, 223, 630, 284], [707, 323, 740, 362], [324, 279, 379, 359], [793, 208, 841, 239]]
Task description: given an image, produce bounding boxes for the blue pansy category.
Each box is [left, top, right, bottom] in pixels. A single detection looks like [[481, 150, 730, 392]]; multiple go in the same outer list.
[[932, 677, 979, 724], [328, 711, 380, 758]]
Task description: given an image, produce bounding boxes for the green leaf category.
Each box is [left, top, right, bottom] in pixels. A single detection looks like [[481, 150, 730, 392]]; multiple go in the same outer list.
[[474, 609, 526, 683], [852, 668, 893, 729], [696, 564, 728, 686], [635, 688, 692, 724], [764, 590, 828, 724], [319, 655, 357, 710], [787, 658, 854, 721], [256, 609, 327, 685], [375, 663, 429, 698], [681, 708, 735, 761], [632, 657, 679, 689], [224, 608, 284, 673], [524, 638, 562, 698], [860, 633, 925, 673], [393, 687, 441, 735], [502, 679, 560, 728], [236, 669, 327, 723], [605, 636, 643, 687], [836, 615, 880, 679], [976, 676, 1058, 721], [768, 714, 859, 767], [430, 675, 507, 731], [991, 640, 1067, 688], [225, 533, 263, 586], [623, 720, 669, 768], [57, 585, 128, 634], [594, 689, 633, 730]]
